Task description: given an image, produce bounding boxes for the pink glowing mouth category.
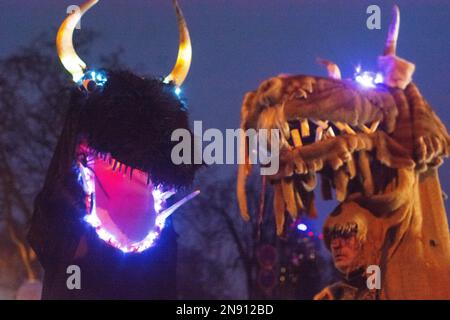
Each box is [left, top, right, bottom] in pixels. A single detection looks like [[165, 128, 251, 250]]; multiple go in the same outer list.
[[77, 146, 199, 253]]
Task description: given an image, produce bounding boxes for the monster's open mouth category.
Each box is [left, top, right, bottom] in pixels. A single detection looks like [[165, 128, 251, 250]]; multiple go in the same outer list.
[[77, 143, 199, 253], [237, 70, 446, 235]]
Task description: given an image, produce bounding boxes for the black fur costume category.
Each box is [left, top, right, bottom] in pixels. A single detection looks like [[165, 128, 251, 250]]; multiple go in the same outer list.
[[28, 70, 198, 299]]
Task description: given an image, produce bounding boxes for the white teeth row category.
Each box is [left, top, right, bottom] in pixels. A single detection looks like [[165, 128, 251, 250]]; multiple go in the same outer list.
[[91, 149, 152, 184], [287, 119, 380, 147]]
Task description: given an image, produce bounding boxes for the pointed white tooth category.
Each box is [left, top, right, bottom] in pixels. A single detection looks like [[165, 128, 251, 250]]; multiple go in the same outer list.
[[294, 89, 308, 99], [112, 160, 118, 171], [315, 127, 323, 141], [334, 122, 356, 135], [291, 129, 303, 147], [161, 190, 177, 202], [358, 124, 371, 134], [327, 127, 335, 137], [370, 121, 380, 132], [300, 119, 310, 137], [157, 190, 201, 223], [311, 119, 328, 130], [304, 81, 314, 94]]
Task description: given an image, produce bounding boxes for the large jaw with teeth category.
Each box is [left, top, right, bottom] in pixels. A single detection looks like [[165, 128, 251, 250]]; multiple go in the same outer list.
[[237, 5, 450, 235], [238, 74, 450, 234]]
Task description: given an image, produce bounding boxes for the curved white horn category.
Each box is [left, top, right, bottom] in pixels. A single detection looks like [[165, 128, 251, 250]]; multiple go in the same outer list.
[[164, 0, 192, 87], [384, 5, 400, 56], [56, 0, 99, 82]]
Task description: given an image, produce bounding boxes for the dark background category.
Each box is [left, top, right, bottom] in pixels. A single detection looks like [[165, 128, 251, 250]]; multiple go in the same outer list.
[[0, 0, 448, 299]]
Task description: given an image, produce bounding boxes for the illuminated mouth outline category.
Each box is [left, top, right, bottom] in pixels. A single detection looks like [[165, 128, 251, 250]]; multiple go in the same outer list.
[[77, 146, 199, 253]]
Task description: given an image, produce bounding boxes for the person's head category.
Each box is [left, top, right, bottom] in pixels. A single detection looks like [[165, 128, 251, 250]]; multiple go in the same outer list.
[[324, 202, 370, 275], [329, 233, 362, 274]]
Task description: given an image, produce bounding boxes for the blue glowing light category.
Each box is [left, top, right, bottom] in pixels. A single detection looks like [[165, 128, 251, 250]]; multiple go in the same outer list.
[[354, 66, 383, 88], [297, 223, 308, 231], [174, 87, 182, 97], [374, 73, 384, 84], [81, 70, 108, 88]]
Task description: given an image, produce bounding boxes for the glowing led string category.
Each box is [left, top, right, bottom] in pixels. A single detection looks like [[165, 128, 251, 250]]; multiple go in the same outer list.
[[78, 155, 199, 253]]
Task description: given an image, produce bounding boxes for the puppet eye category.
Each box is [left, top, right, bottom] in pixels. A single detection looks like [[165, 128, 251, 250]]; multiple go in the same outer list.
[[354, 66, 384, 88], [80, 70, 108, 92]]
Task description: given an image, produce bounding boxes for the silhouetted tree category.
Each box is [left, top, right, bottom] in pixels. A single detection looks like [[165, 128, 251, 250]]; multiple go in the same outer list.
[[176, 170, 277, 299]]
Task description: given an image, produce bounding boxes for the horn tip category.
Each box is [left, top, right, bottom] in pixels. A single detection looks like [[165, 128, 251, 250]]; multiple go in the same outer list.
[[392, 4, 400, 21], [383, 4, 401, 56]]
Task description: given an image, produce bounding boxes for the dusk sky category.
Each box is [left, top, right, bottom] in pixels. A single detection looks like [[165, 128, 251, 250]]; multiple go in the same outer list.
[[1, 0, 449, 223]]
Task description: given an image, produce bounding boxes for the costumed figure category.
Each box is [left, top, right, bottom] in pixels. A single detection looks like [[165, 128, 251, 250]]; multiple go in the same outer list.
[[28, 0, 199, 299], [314, 202, 378, 300]]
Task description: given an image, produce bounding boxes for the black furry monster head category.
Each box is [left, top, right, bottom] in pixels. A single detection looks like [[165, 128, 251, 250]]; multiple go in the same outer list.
[[57, 0, 197, 190], [34, 0, 201, 254], [74, 70, 196, 189]]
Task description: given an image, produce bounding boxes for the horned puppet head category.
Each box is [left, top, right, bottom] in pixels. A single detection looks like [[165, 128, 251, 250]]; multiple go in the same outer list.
[[55, 0, 199, 253], [237, 6, 450, 238]]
